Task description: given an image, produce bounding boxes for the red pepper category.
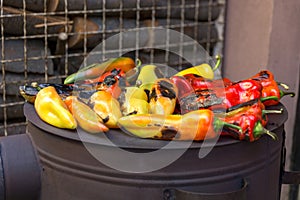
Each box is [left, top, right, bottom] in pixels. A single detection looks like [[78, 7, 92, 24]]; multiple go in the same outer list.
[[222, 99, 280, 142], [169, 75, 194, 99], [222, 79, 263, 109], [183, 73, 232, 91], [250, 70, 295, 106], [178, 79, 264, 114], [85, 68, 128, 99]]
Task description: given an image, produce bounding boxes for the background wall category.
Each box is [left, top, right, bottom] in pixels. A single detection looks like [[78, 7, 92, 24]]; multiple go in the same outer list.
[[223, 0, 300, 199]]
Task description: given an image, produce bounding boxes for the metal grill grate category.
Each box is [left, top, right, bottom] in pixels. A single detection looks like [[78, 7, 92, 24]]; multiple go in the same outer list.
[[0, 0, 226, 136]]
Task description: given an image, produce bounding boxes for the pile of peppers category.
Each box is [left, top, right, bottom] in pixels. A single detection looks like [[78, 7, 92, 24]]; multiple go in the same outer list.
[[20, 56, 295, 143]]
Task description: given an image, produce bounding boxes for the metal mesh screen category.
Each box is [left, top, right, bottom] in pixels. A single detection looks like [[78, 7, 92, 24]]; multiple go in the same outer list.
[[0, 0, 226, 136]]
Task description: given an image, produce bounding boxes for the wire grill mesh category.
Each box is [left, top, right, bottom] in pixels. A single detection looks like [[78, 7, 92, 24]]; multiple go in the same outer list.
[[0, 0, 225, 136]]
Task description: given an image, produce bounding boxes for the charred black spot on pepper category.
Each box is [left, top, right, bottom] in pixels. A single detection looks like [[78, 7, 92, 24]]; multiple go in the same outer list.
[[161, 127, 178, 140], [149, 88, 157, 101], [127, 110, 138, 115], [158, 80, 176, 99], [111, 68, 121, 76], [102, 116, 109, 123], [259, 70, 270, 79], [103, 75, 117, 86]]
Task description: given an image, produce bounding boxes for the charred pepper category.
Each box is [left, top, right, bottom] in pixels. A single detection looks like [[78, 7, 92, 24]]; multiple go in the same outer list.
[[64, 57, 135, 84], [89, 90, 123, 128], [118, 109, 241, 141], [250, 70, 295, 106], [149, 78, 178, 115], [64, 96, 109, 133], [221, 99, 280, 142], [178, 79, 267, 113]]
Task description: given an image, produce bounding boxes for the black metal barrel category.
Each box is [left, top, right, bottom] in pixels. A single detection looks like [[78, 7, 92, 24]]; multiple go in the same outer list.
[[24, 102, 288, 200]]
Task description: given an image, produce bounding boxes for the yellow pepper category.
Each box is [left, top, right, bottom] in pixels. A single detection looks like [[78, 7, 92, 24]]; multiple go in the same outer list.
[[149, 78, 178, 115], [121, 98, 150, 116], [89, 90, 122, 128], [34, 86, 77, 129], [119, 87, 150, 115], [174, 55, 221, 79], [135, 64, 164, 93]]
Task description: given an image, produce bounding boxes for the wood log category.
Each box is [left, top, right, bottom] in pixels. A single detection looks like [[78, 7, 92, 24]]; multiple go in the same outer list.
[[0, 39, 54, 75], [0, 72, 61, 95], [0, 95, 26, 122], [3, 0, 58, 12], [2, 0, 220, 21], [67, 17, 218, 50], [55, 0, 220, 21], [1, 6, 72, 37], [149, 0, 221, 22]]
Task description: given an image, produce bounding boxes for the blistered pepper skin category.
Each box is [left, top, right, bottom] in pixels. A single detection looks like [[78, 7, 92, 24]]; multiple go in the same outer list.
[[250, 70, 295, 106], [149, 78, 178, 115], [34, 86, 77, 129], [89, 90, 122, 128], [64, 96, 109, 133], [118, 109, 232, 141], [64, 57, 135, 84]]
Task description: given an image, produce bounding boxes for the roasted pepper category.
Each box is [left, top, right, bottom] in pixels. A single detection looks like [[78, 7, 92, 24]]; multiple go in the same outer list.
[[89, 90, 122, 128], [118, 109, 241, 141], [222, 112, 277, 142], [92, 68, 127, 99], [34, 86, 77, 129], [118, 86, 149, 115], [225, 98, 283, 127], [169, 75, 194, 99], [64, 96, 109, 133], [135, 64, 164, 95], [221, 99, 280, 142], [19, 82, 74, 103], [149, 78, 178, 115], [178, 79, 266, 113], [183, 74, 232, 91], [174, 55, 221, 79], [64, 57, 135, 84], [250, 70, 295, 106], [121, 98, 150, 116]]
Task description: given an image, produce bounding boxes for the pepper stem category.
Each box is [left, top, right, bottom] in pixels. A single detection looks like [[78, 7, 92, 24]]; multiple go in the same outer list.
[[280, 90, 295, 98], [214, 118, 242, 133], [31, 82, 42, 91], [263, 128, 278, 140], [135, 58, 142, 68], [260, 95, 279, 102], [253, 121, 278, 140], [212, 54, 221, 71], [277, 82, 290, 90], [262, 108, 284, 115]]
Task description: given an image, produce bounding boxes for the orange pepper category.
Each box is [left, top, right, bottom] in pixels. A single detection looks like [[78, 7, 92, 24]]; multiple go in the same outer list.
[[64, 96, 109, 133]]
